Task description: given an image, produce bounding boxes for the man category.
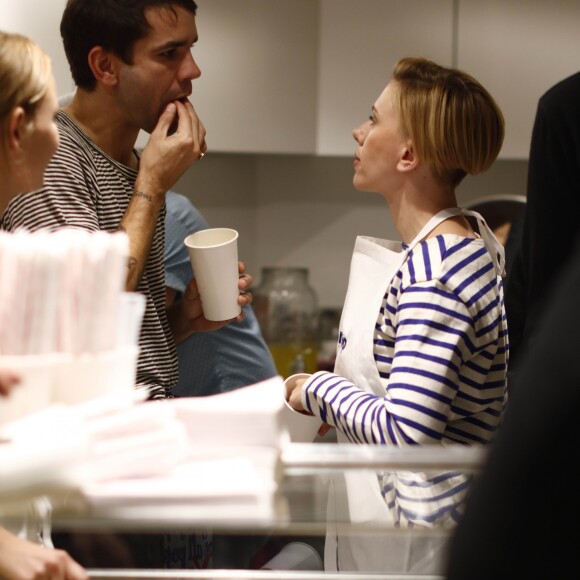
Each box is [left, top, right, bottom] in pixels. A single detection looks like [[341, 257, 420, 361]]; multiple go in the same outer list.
[[0, 0, 251, 568], [0, 0, 252, 401]]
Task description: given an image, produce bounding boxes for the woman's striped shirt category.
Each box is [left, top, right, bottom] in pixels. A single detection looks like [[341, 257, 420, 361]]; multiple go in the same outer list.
[[0, 111, 177, 399], [303, 234, 509, 526], [304, 234, 508, 445]]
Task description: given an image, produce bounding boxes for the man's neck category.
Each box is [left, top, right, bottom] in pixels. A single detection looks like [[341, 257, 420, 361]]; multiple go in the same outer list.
[[63, 90, 140, 169]]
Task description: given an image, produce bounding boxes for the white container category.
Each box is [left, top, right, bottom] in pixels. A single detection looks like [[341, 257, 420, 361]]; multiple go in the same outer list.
[[0, 354, 59, 426], [52, 346, 139, 405], [282, 373, 322, 443]]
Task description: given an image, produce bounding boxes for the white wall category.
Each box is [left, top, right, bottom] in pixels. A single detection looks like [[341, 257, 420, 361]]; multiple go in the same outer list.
[[174, 155, 528, 309]]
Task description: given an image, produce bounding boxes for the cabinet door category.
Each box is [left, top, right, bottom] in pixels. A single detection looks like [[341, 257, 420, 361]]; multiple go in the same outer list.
[[458, 0, 580, 159], [192, 0, 319, 154], [316, 0, 454, 155]]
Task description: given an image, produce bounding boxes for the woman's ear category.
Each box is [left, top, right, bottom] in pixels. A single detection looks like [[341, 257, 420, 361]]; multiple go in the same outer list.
[[397, 142, 418, 172], [6, 106, 26, 155], [87, 46, 119, 88]]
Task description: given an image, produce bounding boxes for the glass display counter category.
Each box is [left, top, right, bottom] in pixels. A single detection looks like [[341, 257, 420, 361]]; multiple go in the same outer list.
[[41, 444, 486, 580]]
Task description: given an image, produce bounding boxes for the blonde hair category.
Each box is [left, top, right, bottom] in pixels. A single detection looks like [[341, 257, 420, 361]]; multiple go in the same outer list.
[[392, 57, 504, 186], [0, 31, 53, 145]]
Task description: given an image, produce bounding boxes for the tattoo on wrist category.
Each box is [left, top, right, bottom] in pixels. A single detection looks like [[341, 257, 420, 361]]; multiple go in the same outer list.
[[133, 190, 153, 202]]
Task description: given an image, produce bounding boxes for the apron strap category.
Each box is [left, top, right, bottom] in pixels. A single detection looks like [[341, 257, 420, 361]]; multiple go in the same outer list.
[[406, 207, 463, 250], [461, 208, 506, 277], [406, 207, 506, 278]]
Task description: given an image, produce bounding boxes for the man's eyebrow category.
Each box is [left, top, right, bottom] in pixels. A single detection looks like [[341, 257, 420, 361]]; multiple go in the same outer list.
[[155, 36, 198, 51]]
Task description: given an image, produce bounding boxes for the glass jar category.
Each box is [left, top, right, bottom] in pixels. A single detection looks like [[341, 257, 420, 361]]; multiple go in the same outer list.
[[254, 267, 320, 378]]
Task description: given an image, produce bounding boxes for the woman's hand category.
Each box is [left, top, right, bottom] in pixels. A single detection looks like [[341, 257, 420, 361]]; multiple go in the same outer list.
[[0, 528, 88, 580], [285, 373, 333, 437], [0, 369, 19, 397], [285, 375, 309, 413]]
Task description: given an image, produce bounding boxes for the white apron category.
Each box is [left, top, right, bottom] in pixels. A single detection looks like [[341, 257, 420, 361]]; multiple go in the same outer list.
[[324, 208, 504, 574]]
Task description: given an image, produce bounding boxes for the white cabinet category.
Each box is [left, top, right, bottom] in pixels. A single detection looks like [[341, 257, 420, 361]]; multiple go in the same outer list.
[[5, 0, 580, 159], [194, 0, 454, 155], [193, 0, 319, 154], [457, 0, 580, 159], [316, 0, 454, 155]]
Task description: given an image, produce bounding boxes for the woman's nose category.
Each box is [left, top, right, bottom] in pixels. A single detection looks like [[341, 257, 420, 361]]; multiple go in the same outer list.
[[353, 125, 364, 143]]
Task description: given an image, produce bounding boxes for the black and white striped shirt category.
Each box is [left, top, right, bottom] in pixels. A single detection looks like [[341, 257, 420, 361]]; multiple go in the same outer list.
[[1, 111, 177, 399]]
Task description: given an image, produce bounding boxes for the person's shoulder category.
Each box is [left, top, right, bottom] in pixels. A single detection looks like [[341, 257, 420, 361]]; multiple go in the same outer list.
[[406, 235, 489, 285], [51, 111, 93, 167], [539, 70, 580, 109], [165, 191, 208, 237], [166, 191, 195, 216]]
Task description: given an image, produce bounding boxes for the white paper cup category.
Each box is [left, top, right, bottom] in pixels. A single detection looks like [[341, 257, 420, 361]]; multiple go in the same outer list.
[[0, 355, 58, 426], [262, 542, 323, 571], [283, 373, 322, 443], [184, 228, 241, 321]]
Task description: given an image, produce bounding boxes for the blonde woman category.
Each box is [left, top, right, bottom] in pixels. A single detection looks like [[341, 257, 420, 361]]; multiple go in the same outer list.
[[286, 57, 508, 574], [0, 30, 88, 580]]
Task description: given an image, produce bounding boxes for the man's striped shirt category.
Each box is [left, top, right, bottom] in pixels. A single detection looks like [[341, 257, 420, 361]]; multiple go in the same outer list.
[[1, 111, 177, 399]]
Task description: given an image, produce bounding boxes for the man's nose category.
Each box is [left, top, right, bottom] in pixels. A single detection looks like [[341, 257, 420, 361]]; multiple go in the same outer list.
[[180, 51, 201, 81]]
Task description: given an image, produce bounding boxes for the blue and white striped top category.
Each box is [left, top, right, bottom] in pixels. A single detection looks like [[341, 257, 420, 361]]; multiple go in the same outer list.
[[304, 234, 509, 447]]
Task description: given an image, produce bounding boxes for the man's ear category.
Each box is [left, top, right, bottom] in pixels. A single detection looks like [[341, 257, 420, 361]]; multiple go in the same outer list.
[[87, 46, 119, 87], [397, 142, 418, 172]]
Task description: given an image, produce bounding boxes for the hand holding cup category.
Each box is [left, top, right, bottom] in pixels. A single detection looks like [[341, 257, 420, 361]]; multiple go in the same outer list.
[[184, 228, 251, 323]]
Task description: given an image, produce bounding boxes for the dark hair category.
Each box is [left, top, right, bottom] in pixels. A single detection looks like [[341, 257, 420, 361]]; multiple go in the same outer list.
[[61, 0, 198, 90]]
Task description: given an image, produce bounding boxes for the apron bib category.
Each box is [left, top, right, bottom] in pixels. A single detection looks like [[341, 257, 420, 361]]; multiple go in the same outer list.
[[324, 208, 504, 573]]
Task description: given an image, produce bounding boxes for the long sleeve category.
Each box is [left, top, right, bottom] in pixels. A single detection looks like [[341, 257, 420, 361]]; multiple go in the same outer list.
[[303, 236, 507, 447]]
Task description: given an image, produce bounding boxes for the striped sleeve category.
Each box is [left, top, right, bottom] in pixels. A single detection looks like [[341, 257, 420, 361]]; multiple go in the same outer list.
[[303, 287, 475, 445], [302, 236, 507, 447]]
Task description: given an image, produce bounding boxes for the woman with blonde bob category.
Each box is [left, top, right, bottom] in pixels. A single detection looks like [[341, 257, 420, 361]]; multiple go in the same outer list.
[[0, 30, 88, 580], [0, 31, 60, 212], [287, 57, 508, 574]]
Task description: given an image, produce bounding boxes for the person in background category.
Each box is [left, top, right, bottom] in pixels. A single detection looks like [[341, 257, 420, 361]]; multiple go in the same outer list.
[[164, 190, 277, 396], [445, 233, 580, 580], [286, 57, 508, 574], [163, 190, 277, 569], [0, 29, 88, 580], [0, 0, 253, 402], [505, 71, 580, 383]]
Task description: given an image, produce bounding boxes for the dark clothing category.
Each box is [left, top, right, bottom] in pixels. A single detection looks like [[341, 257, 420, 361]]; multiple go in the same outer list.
[[445, 235, 580, 580], [506, 71, 580, 370]]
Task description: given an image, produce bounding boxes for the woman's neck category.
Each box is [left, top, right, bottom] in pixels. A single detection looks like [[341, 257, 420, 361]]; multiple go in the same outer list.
[[385, 176, 461, 244]]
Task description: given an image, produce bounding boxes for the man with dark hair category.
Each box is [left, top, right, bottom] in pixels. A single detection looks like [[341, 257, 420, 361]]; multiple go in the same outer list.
[[1, 0, 252, 401], [1, 2, 252, 568]]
